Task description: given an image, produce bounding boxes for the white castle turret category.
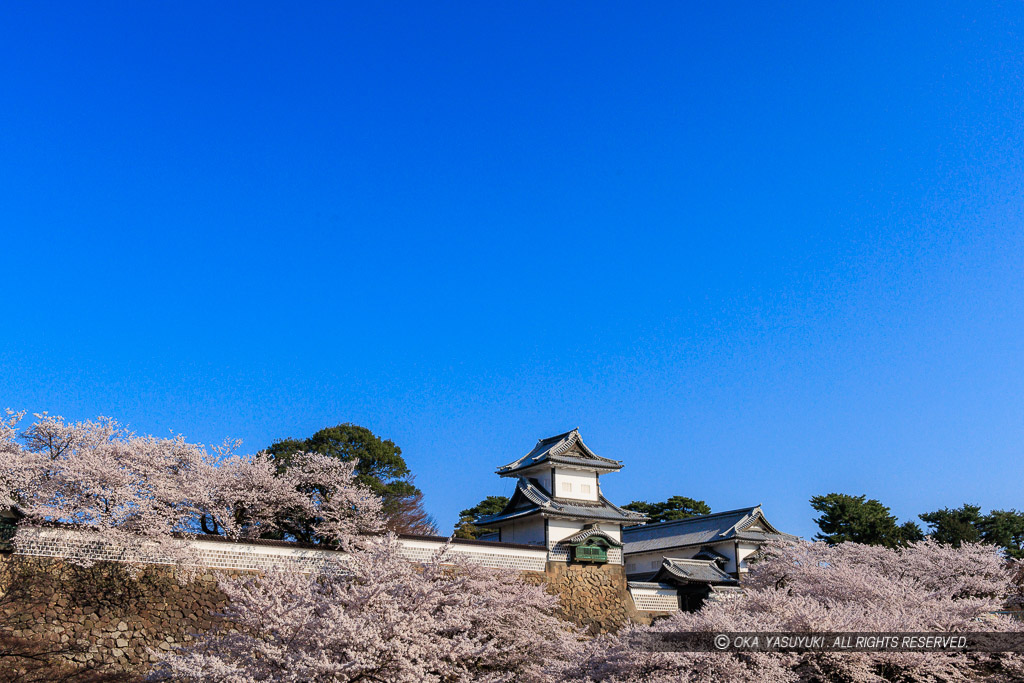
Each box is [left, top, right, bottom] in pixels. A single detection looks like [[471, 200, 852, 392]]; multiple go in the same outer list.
[[476, 429, 646, 564]]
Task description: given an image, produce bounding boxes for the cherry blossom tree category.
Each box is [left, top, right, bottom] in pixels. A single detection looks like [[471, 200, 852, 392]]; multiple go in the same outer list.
[[196, 449, 383, 548], [0, 413, 570, 681], [0, 411, 383, 573], [7, 410, 1023, 683], [151, 535, 579, 682], [574, 539, 1024, 682], [0, 412, 211, 569]]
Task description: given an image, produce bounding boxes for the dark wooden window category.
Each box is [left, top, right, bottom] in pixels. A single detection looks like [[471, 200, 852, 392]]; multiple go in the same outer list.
[[573, 543, 608, 563]]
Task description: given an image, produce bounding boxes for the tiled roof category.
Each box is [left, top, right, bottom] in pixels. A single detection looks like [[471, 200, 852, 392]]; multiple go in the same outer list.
[[561, 525, 623, 547], [477, 477, 647, 526], [650, 557, 738, 586], [496, 429, 622, 475], [622, 505, 798, 554]]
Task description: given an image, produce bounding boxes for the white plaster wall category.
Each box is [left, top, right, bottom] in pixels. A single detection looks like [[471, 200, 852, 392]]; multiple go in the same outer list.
[[546, 518, 623, 565], [553, 468, 598, 501], [533, 469, 552, 493], [716, 543, 738, 574], [624, 551, 668, 575], [14, 526, 551, 573], [629, 585, 681, 612], [706, 541, 746, 574], [736, 542, 759, 573], [547, 518, 585, 547], [597, 523, 622, 543], [547, 521, 620, 546], [397, 536, 547, 560]]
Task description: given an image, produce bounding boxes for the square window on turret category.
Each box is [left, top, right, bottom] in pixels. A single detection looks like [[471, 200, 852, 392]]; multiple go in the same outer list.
[[562, 482, 572, 492]]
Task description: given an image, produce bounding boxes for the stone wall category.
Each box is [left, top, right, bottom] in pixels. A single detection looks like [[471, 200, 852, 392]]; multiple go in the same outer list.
[[0, 554, 230, 678], [540, 561, 648, 633], [0, 553, 648, 679]]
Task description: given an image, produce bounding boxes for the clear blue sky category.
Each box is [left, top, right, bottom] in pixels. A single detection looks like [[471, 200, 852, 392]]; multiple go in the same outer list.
[[2, 3, 1022, 539]]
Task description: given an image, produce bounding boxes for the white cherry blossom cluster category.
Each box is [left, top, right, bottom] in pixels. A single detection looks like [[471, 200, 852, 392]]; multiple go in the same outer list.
[[574, 539, 1024, 682], [0, 410, 384, 575], [151, 535, 581, 682]]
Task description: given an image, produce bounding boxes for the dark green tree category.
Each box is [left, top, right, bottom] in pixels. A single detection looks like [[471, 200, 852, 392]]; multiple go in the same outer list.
[[623, 496, 711, 524], [918, 504, 983, 547], [453, 496, 509, 539], [978, 509, 1024, 559], [898, 520, 925, 544], [266, 424, 435, 538], [810, 493, 911, 548]]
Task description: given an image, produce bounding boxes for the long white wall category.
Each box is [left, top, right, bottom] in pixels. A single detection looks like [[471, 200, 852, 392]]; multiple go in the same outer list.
[[628, 582, 680, 612], [625, 551, 667, 575], [397, 535, 548, 572], [11, 526, 549, 574]]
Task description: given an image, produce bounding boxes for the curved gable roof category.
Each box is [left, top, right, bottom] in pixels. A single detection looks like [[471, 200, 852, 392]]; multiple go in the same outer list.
[[496, 429, 622, 475], [561, 525, 623, 547]]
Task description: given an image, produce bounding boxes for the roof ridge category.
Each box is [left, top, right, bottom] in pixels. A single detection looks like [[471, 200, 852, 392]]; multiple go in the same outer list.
[[497, 429, 623, 474], [560, 525, 623, 547], [599, 494, 648, 520], [621, 505, 761, 532], [537, 427, 578, 444], [666, 557, 719, 566]]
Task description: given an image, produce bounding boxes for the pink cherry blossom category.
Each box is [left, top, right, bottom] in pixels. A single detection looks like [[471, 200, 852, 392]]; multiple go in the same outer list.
[[574, 539, 1024, 682], [0, 411, 383, 575], [152, 536, 580, 682]]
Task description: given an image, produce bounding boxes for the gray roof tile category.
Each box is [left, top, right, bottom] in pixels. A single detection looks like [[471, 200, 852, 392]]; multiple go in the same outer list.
[[497, 429, 622, 475], [561, 525, 623, 547], [651, 558, 738, 585], [477, 477, 646, 525], [622, 505, 797, 554]]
